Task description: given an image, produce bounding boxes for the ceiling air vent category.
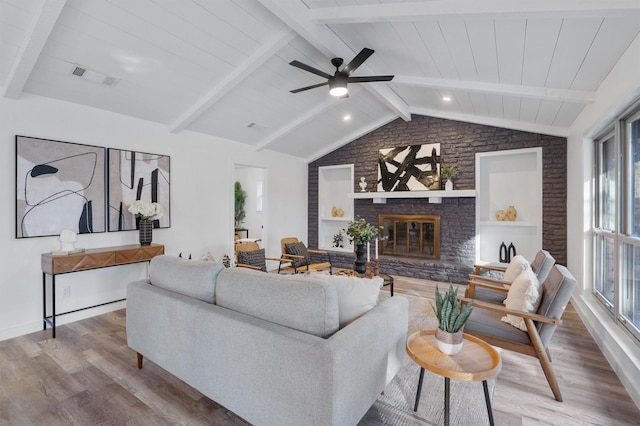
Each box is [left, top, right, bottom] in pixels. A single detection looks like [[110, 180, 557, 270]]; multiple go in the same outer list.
[[72, 66, 86, 77], [70, 64, 119, 87]]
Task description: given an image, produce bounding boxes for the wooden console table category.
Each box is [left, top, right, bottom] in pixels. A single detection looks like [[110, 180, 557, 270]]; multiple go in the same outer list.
[[41, 243, 164, 338]]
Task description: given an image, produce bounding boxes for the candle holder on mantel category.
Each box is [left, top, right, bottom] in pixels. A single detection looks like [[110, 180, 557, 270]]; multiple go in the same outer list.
[[365, 261, 371, 278], [374, 258, 379, 276]]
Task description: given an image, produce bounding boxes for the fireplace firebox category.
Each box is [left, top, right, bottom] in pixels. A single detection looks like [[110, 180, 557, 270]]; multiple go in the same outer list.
[[378, 214, 440, 259]]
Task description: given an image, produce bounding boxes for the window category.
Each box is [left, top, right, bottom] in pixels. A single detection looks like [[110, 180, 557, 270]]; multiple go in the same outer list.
[[594, 106, 640, 342]]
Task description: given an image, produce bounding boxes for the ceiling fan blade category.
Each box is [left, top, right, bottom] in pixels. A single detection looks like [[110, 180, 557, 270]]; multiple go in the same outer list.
[[342, 48, 374, 75], [290, 81, 329, 93], [289, 60, 333, 79], [347, 75, 394, 83]]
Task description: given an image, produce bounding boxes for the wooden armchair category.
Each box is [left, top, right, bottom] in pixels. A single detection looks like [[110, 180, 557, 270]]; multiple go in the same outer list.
[[234, 241, 289, 272], [462, 264, 577, 401], [278, 237, 332, 274]]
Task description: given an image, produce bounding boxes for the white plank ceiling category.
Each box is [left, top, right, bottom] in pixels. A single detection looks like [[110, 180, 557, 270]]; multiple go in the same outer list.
[[2, 0, 640, 161]]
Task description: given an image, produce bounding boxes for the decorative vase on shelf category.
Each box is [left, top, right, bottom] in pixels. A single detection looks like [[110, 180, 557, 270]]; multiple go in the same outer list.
[[138, 220, 153, 246], [435, 328, 463, 355], [354, 243, 366, 274], [444, 179, 453, 191]]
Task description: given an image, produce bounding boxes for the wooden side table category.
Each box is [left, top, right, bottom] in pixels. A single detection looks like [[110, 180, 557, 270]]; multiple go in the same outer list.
[[41, 244, 164, 338], [406, 329, 501, 426]]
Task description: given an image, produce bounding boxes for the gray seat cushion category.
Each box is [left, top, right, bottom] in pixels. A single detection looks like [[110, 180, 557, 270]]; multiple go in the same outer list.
[[149, 255, 224, 303], [465, 306, 531, 344], [215, 268, 340, 338]]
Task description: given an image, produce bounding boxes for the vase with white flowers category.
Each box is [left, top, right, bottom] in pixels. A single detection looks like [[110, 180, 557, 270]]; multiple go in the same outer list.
[[128, 200, 164, 246]]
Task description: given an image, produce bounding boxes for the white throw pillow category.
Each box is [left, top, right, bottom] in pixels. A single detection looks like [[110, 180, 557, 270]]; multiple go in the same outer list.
[[503, 255, 530, 283], [327, 275, 382, 327], [501, 266, 542, 331]]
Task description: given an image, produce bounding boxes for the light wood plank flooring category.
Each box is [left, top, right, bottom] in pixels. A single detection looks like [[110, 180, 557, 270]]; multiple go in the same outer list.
[[0, 275, 638, 425]]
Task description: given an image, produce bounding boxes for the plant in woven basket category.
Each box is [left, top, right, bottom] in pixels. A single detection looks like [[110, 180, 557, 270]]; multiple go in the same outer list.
[[431, 284, 473, 354]]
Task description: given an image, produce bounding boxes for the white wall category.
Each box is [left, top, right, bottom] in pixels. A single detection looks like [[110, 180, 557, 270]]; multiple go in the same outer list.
[[0, 93, 308, 341], [568, 33, 640, 408]]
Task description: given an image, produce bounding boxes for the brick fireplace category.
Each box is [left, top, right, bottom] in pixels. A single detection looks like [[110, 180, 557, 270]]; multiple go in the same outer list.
[[307, 114, 567, 283], [379, 214, 440, 259]]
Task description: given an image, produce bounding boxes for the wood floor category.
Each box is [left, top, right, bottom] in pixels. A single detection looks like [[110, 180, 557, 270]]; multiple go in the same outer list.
[[0, 275, 638, 425]]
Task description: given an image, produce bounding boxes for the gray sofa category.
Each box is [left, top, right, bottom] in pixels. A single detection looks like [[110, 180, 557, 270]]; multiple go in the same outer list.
[[126, 255, 409, 426]]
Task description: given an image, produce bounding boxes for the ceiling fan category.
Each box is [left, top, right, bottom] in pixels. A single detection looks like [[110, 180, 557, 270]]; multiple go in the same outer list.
[[289, 48, 394, 97]]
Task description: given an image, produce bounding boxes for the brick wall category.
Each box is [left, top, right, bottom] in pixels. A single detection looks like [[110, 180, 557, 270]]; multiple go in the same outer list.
[[308, 114, 567, 283]]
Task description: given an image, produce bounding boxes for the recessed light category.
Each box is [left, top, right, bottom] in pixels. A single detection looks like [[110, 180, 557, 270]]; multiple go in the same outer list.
[[343, 115, 351, 122], [442, 96, 451, 102]]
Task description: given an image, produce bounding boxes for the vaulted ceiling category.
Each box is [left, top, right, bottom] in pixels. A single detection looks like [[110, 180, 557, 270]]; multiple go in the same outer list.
[[3, 0, 640, 162]]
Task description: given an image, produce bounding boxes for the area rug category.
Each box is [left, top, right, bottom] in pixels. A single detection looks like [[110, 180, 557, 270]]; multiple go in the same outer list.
[[359, 292, 497, 426]]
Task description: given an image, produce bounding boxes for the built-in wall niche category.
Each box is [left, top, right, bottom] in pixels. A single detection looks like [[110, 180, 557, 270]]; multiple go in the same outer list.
[[475, 147, 542, 264], [318, 164, 354, 252]]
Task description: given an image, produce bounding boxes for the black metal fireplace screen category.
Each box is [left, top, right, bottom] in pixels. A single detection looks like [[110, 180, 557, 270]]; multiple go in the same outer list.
[[379, 214, 440, 259]]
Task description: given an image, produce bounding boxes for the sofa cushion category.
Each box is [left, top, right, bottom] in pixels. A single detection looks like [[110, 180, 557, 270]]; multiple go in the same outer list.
[[237, 249, 266, 271], [149, 255, 224, 304], [285, 242, 310, 268], [328, 275, 382, 327], [215, 268, 339, 338]]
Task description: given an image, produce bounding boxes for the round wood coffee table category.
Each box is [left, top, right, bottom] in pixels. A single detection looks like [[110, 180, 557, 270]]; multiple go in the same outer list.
[[406, 329, 502, 426]]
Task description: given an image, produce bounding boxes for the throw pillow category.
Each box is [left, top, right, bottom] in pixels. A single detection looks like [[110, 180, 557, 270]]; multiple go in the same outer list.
[[285, 242, 310, 269], [503, 254, 530, 283], [237, 249, 266, 272], [327, 275, 383, 327], [501, 266, 542, 331]]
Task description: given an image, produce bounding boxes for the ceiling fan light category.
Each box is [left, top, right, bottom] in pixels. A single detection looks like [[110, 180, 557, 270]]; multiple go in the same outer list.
[[329, 85, 348, 97]]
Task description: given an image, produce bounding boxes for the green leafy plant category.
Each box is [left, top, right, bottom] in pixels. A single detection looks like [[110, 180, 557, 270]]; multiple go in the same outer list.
[[431, 284, 473, 332], [440, 163, 457, 180], [345, 216, 381, 245], [332, 230, 345, 248], [234, 181, 247, 227]]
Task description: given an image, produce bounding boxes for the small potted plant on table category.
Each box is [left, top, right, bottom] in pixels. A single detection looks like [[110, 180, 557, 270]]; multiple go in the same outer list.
[[431, 284, 473, 355]]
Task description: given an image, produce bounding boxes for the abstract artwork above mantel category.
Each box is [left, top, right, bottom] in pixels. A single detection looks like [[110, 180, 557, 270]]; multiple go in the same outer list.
[[107, 149, 170, 231], [377, 143, 441, 191], [15, 135, 106, 238]]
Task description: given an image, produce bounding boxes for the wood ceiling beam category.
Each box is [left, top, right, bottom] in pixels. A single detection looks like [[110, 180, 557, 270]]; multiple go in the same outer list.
[[3, 0, 67, 99], [393, 76, 595, 104], [254, 98, 337, 151], [257, 0, 411, 122], [169, 28, 295, 133], [410, 106, 569, 138], [310, 0, 640, 24]]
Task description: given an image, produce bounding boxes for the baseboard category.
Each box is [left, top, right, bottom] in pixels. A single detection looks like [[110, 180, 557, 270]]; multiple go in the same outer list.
[[572, 293, 640, 409]]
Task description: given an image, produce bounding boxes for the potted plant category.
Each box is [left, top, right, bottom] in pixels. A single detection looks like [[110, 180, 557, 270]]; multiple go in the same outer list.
[[431, 284, 473, 355], [440, 163, 457, 190], [345, 216, 381, 273], [234, 181, 247, 228]]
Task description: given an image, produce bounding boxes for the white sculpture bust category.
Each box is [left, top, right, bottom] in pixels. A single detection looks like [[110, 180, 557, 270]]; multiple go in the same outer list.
[[59, 229, 77, 252]]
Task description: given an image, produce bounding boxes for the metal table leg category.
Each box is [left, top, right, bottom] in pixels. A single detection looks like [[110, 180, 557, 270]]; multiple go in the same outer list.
[[444, 377, 450, 426], [483, 380, 495, 426], [413, 367, 425, 411]]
